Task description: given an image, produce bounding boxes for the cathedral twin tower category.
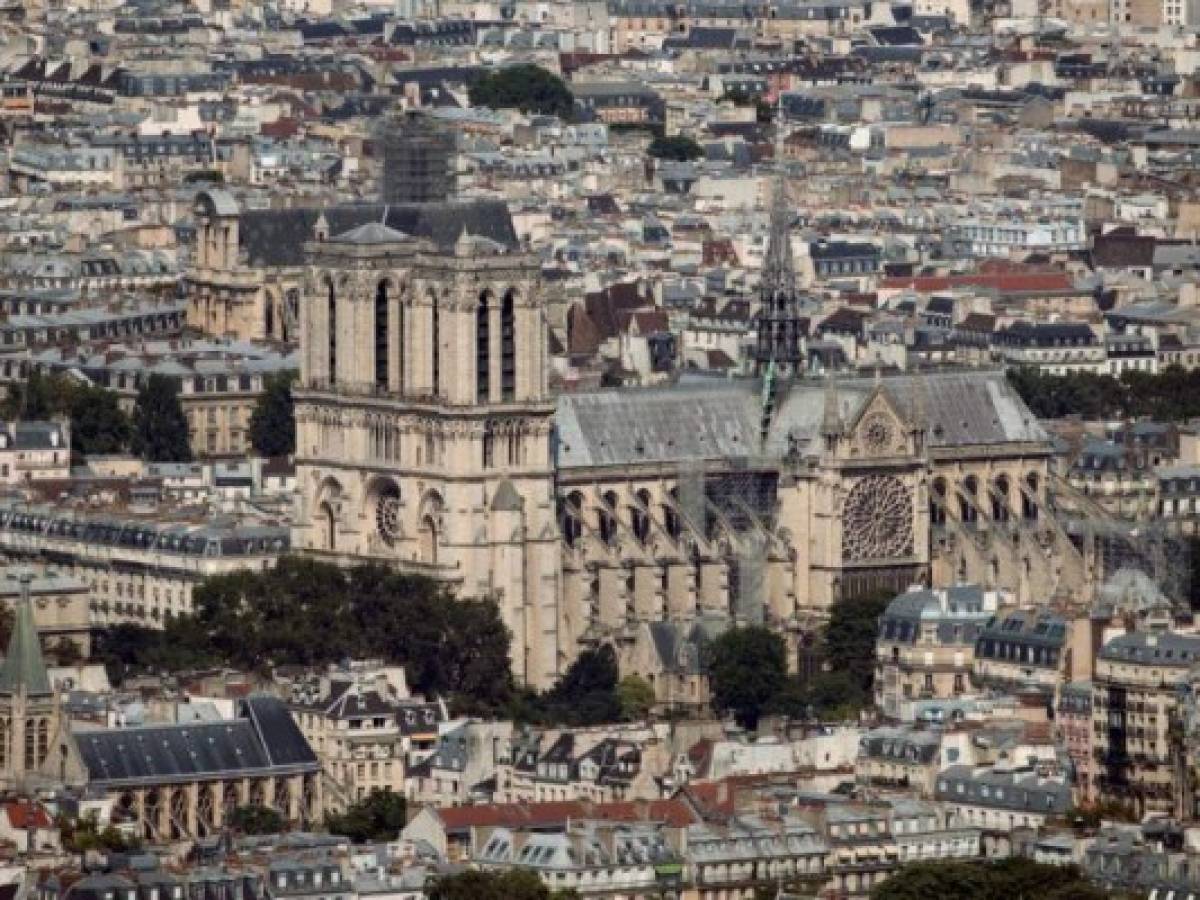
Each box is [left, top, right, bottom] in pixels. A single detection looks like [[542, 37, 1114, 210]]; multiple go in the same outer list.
[[293, 220, 562, 687]]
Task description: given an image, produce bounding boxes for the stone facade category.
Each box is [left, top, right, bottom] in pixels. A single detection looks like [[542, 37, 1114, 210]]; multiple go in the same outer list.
[[271, 193, 1078, 689]]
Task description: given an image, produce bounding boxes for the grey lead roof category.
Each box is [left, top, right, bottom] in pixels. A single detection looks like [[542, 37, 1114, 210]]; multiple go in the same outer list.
[[556, 380, 760, 469], [555, 370, 1048, 470], [239, 200, 518, 267]]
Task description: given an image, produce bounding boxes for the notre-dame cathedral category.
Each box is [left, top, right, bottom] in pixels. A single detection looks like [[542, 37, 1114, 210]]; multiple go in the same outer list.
[[189, 188, 1078, 690]]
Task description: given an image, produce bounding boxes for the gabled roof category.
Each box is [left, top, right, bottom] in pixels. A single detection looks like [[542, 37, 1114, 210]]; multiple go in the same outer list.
[[75, 695, 317, 787]]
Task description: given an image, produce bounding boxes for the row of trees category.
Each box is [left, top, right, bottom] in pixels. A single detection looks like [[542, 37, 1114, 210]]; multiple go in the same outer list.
[[1007, 364, 1200, 421], [1, 368, 296, 463], [507, 644, 656, 726], [869, 858, 1111, 900], [94, 563, 888, 730], [94, 558, 661, 724], [647, 135, 704, 161], [429, 870, 579, 900], [705, 592, 891, 730], [226, 789, 408, 843], [465, 65, 720, 158], [94, 557, 515, 710], [426, 857, 1108, 899], [4, 370, 193, 461]]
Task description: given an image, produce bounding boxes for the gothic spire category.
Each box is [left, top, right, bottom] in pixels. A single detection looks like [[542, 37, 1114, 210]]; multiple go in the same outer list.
[[0, 575, 51, 697], [752, 164, 806, 377], [761, 171, 796, 301]]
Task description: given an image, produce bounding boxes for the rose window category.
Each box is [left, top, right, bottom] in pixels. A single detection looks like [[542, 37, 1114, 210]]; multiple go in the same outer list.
[[861, 412, 896, 454], [842, 474, 913, 562], [375, 487, 402, 546]]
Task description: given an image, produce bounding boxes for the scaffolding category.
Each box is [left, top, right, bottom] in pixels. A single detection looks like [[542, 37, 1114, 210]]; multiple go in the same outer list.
[[673, 458, 780, 624], [379, 110, 455, 204], [1053, 472, 1193, 607]]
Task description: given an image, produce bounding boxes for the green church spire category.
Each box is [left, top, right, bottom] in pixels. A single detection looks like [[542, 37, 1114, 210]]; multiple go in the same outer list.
[[0, 574, 51, 697]]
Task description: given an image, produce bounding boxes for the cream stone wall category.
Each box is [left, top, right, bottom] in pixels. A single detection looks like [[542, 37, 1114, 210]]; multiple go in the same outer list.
[[293, 230, 561, 687], [284, 203, 1073, 689]]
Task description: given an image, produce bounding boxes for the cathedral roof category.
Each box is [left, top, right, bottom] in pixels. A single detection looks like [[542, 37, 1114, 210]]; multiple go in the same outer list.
[[0, 587, 51, 697], [555, 370, 1048, 470], [237, 199, 518, 267], [556, 380, 761, 469]]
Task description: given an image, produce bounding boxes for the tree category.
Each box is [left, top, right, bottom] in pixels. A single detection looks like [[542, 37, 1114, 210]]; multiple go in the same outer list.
[[0, 373, 130, 460], [704, 626, 787, 730], [720, 89, 774, 123], [468, 64, 574, 118], [131, 375, 192, 462], [0, 601, 13, 652], [249, 371, 296, 457], [96, 558, 517, 713], [542, 645, 621, 725], [6, 369, 54, 420], [326, 789, 407, 843], [647, 134, 704, 161], [870, 858, 1108, 900], [770, 670, 864, 722], [428, 870, 576, 900], [60, 813, 140, 853], [70, 386, 132, 458], [227, 805, 285, 835], [823, 591, 894, 706], [617, 675, 656, 721]]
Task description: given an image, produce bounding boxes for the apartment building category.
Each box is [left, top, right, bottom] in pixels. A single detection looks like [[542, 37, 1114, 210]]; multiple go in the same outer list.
[[287, 661, 445, 812], [0, 500, 288, 629], [1092, 630, 1200, 813], [874, 583, 1007, 719]]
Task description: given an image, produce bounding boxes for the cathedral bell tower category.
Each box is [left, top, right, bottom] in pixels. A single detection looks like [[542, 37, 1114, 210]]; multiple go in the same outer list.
[[293, 218, 562, 688]]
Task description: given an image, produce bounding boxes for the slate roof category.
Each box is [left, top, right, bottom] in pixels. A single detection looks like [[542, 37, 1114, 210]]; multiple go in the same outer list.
[[75, 696, 317, 787], [879, 584, 996, 644], [555, 370, 1048, 469], [238, 200, 518, 267], [1098, 632, 1200, 666], [935, 765, 1071, 814]]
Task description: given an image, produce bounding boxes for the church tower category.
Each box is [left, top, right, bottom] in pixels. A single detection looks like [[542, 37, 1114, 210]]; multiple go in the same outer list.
[[0, 575, 68, 789], [293, 220, 562, 687], [752, 174, 806, 377]]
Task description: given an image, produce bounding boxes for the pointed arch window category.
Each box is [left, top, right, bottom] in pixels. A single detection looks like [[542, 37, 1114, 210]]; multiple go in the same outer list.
[[501, 290, 515, 401], [375, 282, 389, 390], [477, 292, 490, 404], [327, 281, 337, 385]]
